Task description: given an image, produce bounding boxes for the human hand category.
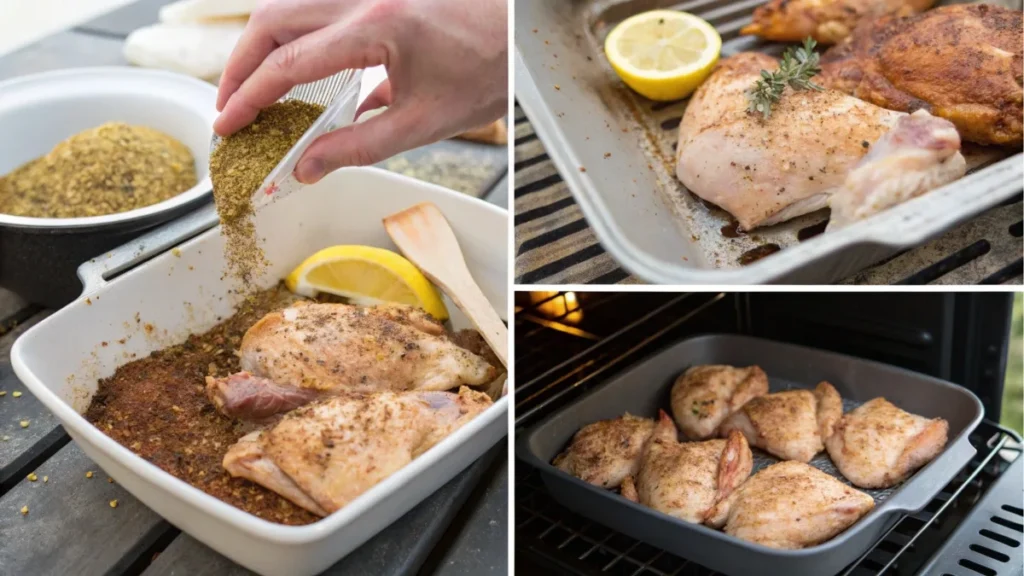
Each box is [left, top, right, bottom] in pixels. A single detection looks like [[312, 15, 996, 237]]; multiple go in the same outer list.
[[214, 0, 508, 184]]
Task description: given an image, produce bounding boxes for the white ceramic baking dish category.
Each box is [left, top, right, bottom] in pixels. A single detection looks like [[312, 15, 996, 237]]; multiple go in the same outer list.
[[11, 167, 509, 576]]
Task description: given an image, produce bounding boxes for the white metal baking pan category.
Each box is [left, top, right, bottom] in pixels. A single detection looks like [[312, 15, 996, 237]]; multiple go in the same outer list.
[[11, 167, 509, 576], [515, 0, 1023, 284]]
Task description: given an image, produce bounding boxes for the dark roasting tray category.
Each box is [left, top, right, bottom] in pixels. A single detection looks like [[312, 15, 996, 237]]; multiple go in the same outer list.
[[516, 334, 985, 576]]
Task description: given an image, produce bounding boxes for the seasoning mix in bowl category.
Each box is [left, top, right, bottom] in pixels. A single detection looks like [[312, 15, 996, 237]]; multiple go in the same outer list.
[[0, 122, 197, 218]]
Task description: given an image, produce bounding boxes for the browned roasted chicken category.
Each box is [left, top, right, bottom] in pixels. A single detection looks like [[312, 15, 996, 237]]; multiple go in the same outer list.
[[826, 397, 949, 488], [206, 302, 497, 420], [553, 413, 656, 489], [705, 460, 875, 549], [741, 0, 933, 44], [718, 381, 842, 462], [819, 3, 1023, 147], [223, 387, 491, 516], [670, 364, 769, 439], [621, 411, 753, 524]]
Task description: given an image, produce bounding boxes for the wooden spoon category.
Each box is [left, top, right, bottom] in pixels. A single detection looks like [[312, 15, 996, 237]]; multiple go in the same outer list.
[[383, 202, 508, 400]]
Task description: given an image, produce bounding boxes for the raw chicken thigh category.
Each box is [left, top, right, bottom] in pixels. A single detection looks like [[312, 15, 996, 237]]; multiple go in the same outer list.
[[705, 460, 875, 549], [621, 411, 752, 524], [826, 397, 948, 488], [553, 413, 656, 489], [670, 364, 769, 439], [223, 387, 491, 516], [828, 110, 966, 230], [718, 381, 842, 462], [676, 52, 903, 231], [207, 302, 497, 420]]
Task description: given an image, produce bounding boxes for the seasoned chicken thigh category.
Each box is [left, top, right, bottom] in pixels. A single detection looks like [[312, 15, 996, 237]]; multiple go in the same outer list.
[[223, 387, 491, 515], [676, 52, 903, 231], [819, 4, 1023, 146], [718, 381, 842, 462], [741, 0, 933, 44], [207, 302, 497, 419], [670, 364, 769, 439], [705, 460, 875, 549], [826, 397, 948, 489], [828, 110, 966, 230], [553, 413, 656, 489], [621, 410, 752, 523]]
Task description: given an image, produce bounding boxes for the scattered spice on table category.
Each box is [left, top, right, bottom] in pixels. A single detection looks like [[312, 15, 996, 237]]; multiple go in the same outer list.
[[27, 473, 37, 482], [20, 506, 28, 515], [0, 123, 196, 218], [85, 471, 94, 479], [0, 391, 5, 396], [109, 500, 118, 509], [209, 100, 324, 288], [12, 391, 21, 398], [43, 476, 48, 483], [19, 420, 28, 428]]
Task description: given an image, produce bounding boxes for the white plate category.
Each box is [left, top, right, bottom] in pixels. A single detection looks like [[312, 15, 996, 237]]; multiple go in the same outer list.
[[12, 167, 509, 576]]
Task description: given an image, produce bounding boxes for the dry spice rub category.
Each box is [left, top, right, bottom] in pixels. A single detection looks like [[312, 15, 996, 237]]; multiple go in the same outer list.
[[0, 123, 197, 218], [84, 285, 502, 525], [209, 100, 325, 286], [85, 284, 318, 525]]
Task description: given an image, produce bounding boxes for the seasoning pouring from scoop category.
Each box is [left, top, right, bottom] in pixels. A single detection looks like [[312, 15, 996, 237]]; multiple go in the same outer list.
[[384, 202, 508, 401]]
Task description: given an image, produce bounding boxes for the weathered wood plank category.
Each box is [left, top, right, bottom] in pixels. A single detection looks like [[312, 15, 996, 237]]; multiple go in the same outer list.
[[143, 446, 502, 576], [0, 312, 64, 492], [426, 449, 508, 576], [75, 0, 170, 38], [0, 31, 125, 80], [0, 442, 170, 575]]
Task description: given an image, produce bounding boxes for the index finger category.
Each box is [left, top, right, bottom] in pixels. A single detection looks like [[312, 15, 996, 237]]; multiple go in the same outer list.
[[217, 24, 280, 112]]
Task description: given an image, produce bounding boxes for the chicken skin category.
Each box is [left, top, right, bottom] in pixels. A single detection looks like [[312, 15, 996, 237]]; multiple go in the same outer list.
[[223, 387, 492, 516], [718, 381, 842, 462], [705, 460, 875, 549], [740, 0, 932, 44], [207, 302, 497, 420], [828, 110, 966, 230], [819, 4, 1023, 147], [621, 410, 752, 524], [670, 364, 769, 439], [676, 52, 903, 231], [825, 397, 948, 489], [553, 413, 656, 489]]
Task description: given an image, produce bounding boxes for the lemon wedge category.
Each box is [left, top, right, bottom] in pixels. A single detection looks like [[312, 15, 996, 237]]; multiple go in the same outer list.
[[284, 245, 449, 320], [604, 10, 721, 101]]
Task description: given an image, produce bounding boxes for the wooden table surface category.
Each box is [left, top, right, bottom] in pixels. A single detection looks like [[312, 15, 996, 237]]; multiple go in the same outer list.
[[0, 1, 509, 575]]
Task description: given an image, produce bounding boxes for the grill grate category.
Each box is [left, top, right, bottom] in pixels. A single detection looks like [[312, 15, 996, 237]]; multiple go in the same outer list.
[[514, 292, 1024, 575], [513, 104, 1024, 285]]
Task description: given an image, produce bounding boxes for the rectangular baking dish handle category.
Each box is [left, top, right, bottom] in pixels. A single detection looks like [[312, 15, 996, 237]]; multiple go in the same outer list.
[[885, 436, 976, 514], [77, 201, 219, 295]]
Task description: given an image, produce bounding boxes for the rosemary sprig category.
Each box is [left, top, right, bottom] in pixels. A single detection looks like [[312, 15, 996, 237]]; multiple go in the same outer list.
[[746, 37, 824, 118]]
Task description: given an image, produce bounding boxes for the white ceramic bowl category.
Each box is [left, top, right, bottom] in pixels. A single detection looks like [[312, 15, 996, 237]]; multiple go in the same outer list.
[[12, 167, 509, 576], [0, 67, 217, 230]]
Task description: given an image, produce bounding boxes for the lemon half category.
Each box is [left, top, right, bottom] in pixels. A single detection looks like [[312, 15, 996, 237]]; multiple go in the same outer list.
[[285, 245, 449, 320], [604, 10, 721, 101]]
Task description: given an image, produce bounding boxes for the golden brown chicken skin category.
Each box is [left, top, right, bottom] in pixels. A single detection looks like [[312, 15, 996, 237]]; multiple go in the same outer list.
[[818, 4, 1023, 146], [741, 0, 933, 44]]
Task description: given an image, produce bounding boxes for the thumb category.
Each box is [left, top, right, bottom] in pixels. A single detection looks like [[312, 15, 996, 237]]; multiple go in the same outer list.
[[294, 104, 425, 183]]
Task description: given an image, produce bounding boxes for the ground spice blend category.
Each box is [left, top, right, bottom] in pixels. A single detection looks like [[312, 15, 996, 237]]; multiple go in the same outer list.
[[209, 100, 325, 287], [0, 122, 196, 218]]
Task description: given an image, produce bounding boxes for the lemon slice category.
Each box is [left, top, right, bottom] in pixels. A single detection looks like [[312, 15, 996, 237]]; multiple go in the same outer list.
[[604, 10, 721, 101], [285, 245, 449, 320]]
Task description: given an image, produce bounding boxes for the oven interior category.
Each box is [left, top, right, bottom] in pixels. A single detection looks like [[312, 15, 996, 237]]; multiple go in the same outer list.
[[514, 292, 1022, 576]]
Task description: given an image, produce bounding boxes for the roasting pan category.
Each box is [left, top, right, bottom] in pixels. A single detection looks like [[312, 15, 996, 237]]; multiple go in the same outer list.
[[11, 167, 509, 576], [515, 0, 1024, 284], [516, 335, 984, 576]]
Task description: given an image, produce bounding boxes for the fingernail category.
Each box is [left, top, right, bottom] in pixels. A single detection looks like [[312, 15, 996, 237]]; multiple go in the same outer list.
[[296, 158, 326, 184]]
